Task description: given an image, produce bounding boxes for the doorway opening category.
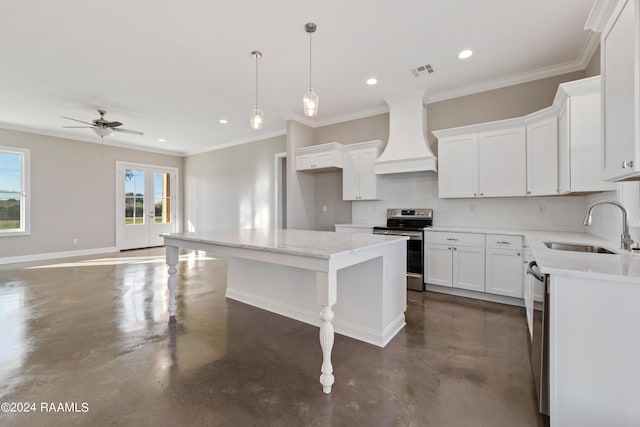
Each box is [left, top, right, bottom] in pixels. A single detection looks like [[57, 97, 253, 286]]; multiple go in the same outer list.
[[116, 162, 179, 250], [275, 152, 287, 229]]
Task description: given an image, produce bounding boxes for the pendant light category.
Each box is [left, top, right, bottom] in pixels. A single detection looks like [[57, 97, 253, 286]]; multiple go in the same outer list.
[[303, 23, 318, 117], [250, 50, 264, 130]]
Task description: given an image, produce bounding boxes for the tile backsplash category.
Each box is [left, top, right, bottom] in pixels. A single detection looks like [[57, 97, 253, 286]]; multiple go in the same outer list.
[[352, 172, 591, 232]]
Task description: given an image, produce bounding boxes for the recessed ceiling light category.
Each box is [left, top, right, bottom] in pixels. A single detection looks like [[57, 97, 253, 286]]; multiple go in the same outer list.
[[158, 138, 166, 142], [219, 119, 228, 124], [366, 78, 378, 85], [458, 49, 473, 59]]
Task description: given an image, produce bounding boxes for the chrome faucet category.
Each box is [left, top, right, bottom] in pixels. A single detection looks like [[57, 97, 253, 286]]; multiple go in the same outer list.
[[583, 200, 634, 251]]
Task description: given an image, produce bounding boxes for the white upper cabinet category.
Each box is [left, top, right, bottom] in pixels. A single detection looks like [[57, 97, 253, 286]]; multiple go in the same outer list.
[[434, 74, 616, 198], [555, 78, 616, 193], [587, 0, 640, 181], [296, 142, 344, 172], [435, 123, 526, 199], [341, 140, 384, 201], [437, 134, 478, 198], [526, 116, 558, 196], [478, 127, 527, 197]]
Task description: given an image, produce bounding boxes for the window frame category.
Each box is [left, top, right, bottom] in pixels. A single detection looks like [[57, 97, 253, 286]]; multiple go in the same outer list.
[[0, 145, 30, 236]]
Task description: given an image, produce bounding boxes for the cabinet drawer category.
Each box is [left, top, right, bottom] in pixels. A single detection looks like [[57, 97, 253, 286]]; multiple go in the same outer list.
[[486, 234, 523, 250], [425, 231, 485, 247]]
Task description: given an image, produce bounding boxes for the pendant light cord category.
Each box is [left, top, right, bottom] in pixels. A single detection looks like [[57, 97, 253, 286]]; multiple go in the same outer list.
[[255, 54, 259, 106], [309, 31, 313, 89]]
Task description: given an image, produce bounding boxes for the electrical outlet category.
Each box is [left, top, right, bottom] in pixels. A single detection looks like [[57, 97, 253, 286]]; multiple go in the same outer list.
[[322, 205, 327, 213], [469, 205, 476, 213], [538, 205, 546, 214], [72, 238, 78, 245]]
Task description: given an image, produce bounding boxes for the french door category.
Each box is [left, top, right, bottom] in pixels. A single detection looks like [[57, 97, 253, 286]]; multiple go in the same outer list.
[[116, 162, 178, 250]]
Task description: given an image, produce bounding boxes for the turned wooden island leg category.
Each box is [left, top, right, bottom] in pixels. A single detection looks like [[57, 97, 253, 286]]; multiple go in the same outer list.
[[166, 245, 179, 317], [316, 271, 337, 393]]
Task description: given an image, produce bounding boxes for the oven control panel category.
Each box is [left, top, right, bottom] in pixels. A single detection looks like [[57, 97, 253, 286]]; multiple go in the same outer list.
[[387, 208, 433, 219]]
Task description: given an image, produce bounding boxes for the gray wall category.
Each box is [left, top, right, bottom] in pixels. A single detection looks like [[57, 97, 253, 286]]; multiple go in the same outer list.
[[426, 70, 586, 148], [585, 45, 601, 77], [315, 114, 389, 146], [0, 128, 183, 258], [183, 135, 286, 232], [286, 120, 316, 229]]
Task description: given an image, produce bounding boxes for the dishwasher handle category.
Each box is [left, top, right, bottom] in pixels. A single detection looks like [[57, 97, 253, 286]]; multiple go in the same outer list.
[[527, 261, 545, 282]]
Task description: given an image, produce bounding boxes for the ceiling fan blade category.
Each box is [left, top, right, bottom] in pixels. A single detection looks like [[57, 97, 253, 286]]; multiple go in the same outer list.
[[63, 126, 94, 128], [113, 128, 144, 136], [106, 121, 123, 128], [62, 116, 94, 126]]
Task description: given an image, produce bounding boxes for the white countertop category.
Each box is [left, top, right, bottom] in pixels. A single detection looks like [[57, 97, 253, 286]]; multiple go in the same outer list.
[[426, 226, 640, 284], [163, 229, 407, 260]]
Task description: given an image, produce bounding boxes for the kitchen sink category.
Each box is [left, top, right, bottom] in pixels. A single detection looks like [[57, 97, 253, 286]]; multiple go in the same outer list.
[[543, 242, 617, 254]]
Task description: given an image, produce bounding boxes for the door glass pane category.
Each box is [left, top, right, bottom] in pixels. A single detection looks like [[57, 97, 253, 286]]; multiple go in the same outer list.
[[154, 172, 171, 224], [0, 152, 22, 230], [124, 169, 144, 225]]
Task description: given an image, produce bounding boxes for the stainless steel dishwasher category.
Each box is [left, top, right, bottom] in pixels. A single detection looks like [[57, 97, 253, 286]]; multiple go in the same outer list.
[[527, 261, 549, 416]]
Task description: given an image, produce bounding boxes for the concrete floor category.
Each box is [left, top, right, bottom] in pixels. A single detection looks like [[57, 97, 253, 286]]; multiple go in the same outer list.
[[0, 248, 544, 426]]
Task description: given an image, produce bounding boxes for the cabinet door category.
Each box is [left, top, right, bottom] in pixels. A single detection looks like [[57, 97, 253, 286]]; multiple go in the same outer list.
[[557, 103, 571, 194], [342, 150, 359, 200], [357, 148, 380, 200], [424, 244, 453, 287], [485, 248, 523, 298], [296, 154, 315, 171], [570, 92, 616, 192], [452, 245, 485, 291], [526, 117, 558, 196], [478, 127, 526, 197], [602, 0, 637, 180], [314, 151, 336, 169], [438, 134, 478, 198]]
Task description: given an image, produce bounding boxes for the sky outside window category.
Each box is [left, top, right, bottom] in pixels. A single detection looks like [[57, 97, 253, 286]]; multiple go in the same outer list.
[[0, 152, 21, 197]]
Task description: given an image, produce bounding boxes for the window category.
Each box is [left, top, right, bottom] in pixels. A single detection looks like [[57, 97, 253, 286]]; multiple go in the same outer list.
[[0, 146, 30, 235]]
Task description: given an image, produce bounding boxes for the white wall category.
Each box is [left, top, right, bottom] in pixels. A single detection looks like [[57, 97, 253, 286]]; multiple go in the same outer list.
[[286, 120, 316, 230], [183, 135, 285, 232], [352, 172, 592, 232]]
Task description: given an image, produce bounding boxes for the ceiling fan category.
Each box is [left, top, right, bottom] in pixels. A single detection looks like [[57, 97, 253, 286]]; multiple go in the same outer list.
[[62, 110, 144, 138]]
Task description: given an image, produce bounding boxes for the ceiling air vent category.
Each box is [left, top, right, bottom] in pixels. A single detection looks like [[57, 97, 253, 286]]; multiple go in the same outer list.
[[411, 64, 434, 77]]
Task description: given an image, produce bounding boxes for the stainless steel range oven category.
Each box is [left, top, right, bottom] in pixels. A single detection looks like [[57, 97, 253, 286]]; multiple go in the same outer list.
[[373, 208, 433, 291]]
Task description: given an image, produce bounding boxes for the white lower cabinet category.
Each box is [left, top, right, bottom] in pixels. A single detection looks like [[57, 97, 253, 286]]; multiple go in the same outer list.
[[485, 233, 523, 298], [485, 248, 523, 298], [452, 245, 485, 291], [426, 231, 524, 302], [424, 232, 485, 291]]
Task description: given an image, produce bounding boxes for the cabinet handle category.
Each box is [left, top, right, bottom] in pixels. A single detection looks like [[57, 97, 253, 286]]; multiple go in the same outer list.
[[496, 241, 510, 245], [480, 193, 484, 196], [446, 238, 458, 241], [622, 160, 634, 168], [474, 193, 477, 196], [526, 191, 531, 195], [517, 252, 521, 256], [448, 247, 452, 250], [454, 247, 458, 250]]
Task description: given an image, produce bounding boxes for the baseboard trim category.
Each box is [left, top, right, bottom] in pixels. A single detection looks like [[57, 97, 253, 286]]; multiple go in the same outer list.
[[226, 287, 401, 347], [0, 247, 118, 265], [425, 284, 525, 307]]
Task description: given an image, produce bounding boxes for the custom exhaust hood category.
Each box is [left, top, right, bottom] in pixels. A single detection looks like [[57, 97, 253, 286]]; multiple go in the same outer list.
[[374, 92, 437, 174]]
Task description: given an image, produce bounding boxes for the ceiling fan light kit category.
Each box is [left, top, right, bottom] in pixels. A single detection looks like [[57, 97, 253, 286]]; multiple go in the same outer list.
[[303, 22, 319, 117], [62, 109, 143, 138]]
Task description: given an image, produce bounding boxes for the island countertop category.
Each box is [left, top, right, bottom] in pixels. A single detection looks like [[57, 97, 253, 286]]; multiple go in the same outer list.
[[163, 228, 408, 260]]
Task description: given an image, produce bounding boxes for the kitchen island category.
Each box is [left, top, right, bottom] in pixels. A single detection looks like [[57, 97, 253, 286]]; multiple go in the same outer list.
[[162, 229, 408, 394]]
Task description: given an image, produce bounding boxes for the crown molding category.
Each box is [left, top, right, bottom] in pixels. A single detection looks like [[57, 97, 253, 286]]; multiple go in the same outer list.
[[285, 105, 389, 129], [0, 122, 184, 157], [185, 129, 287, 156], [426, 58, 587, 104], [585, 0, 622, 32]]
